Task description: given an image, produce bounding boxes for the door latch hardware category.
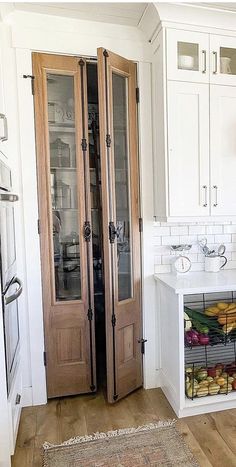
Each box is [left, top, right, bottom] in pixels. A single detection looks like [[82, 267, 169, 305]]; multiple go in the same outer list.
[[109, 221, 117, 243], [43, 351, 47, 366], [81, 138, 87, 152], [106, 134, 111, 148], [15, 393, 21, 405], [138, 338, 147, 354], [111, 314, 116, 327], [23, 74, 35, 95], [37, 219, 41, 234], [87, 308, 93, 321], [83, 221, 91, 242], [139, 217, 143, 233], [136, 87, 140, 104]]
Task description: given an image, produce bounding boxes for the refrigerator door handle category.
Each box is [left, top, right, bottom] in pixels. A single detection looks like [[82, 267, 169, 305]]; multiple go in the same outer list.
[[3, 277, 23, 305]]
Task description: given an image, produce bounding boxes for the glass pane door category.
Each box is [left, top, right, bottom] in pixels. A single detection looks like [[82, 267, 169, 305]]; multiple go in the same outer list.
[[47, 74, 81, 301], [167, 29, 208, 83], [220, 47, 236, 75], [177, 42, 199, 71], [112, 73, 133, 302]]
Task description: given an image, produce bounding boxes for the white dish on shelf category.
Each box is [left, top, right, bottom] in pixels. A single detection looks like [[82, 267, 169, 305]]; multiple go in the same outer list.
[[178, 54, 194, 70]]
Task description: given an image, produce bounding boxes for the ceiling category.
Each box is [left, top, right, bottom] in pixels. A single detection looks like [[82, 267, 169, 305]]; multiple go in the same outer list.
[[194, 2, 236, 12], [14, 2, 148, 26]]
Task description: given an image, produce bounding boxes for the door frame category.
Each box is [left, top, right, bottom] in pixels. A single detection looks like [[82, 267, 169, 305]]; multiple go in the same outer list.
[[15, 46, 156, 406]]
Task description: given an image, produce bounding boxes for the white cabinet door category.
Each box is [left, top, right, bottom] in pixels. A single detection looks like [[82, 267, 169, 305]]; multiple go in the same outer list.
[[210, 85, 236, 216], [167, 29, 209, 83], [167, 81, 210, 217], [210, 34, 236, 86], [0, 35, 8, 160]]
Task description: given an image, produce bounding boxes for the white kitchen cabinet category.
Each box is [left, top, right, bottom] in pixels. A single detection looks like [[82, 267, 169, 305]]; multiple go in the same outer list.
[[153, 25, 236, 220], [210, 34, 236, 86], [210, 85, 236, 216], [167, 29, 209, 83], [0, 26, 8, 160], [167, 81, 210, 217]]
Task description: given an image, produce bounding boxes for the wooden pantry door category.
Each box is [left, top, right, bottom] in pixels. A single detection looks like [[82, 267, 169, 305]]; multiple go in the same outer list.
[[33, 53, 96, 397], [97, 48, 143, 402]]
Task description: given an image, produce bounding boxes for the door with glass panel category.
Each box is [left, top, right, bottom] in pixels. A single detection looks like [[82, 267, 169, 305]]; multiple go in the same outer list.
[[33, 53, 96, 398], [97, 49, 142, 403], [210, 35, 236, 85], [167, 29, 209, 83]]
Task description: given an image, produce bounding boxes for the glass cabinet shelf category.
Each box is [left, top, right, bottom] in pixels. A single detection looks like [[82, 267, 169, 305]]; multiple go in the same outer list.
[[49, 123, 75, 133], [51, 167, 76, 171]]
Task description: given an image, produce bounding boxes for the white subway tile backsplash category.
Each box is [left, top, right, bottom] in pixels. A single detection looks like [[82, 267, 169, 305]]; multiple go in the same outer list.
[[214, 234, 232, 244], [190, 263, 205, 272], [154, 264, 171, 274], [161, 235, 180, 245], [153, 220, 236, 274], [224, 225, 236, 234], [162, 255, 175, 265], [206, 225, 223, 234], [197, 234, 215, 244], [189, 225, 206, 235], [154, 255, 161, 265], [179, 235, 197, 244], [154, 226, 170, 236], [170, 226, 188, 236]]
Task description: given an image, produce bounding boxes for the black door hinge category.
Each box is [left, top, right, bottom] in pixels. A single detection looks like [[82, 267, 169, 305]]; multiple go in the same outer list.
[[106, 134, 111, 148], [111, 314, 116, 327], [109, 221, 117, 244], [136, 87, 140, 104], [83, 221, 91, 242], [138, 338, 147, 354], [43, 351, 47, 366], [81, 138, 87, 152], [37, 219, 40, 235], [87, 308, 93, 321], [23, 74, 35, 95], [139, 217, 143, 233]]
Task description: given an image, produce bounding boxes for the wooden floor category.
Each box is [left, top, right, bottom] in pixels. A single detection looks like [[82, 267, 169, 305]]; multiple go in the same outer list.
[[12, 387, 236, 467]]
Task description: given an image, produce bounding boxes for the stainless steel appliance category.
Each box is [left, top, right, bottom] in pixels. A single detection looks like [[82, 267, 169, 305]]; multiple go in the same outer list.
[[0, 160, 22, 394]]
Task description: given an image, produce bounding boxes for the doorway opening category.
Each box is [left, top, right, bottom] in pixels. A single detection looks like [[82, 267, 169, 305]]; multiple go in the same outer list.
[[33, 50, 143, 403], [86, 62, 106, 390]]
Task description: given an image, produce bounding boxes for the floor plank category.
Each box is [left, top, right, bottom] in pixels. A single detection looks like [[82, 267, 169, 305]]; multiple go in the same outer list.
[[12, 388, 236, 466]]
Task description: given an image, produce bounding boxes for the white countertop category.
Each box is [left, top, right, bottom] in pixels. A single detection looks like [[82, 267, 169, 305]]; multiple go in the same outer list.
[[154, 269, 236, 294]]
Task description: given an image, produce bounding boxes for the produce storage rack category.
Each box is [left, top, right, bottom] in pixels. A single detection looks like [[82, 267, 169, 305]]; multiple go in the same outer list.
[[184, 292, 236, 401], [155, 272, 236, 418]]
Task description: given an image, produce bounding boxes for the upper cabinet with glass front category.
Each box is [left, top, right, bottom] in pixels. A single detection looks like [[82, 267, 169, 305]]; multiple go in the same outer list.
[[210, 35, 236, 85], [167, 28, 236, 86], [167, 29, 209, 83]]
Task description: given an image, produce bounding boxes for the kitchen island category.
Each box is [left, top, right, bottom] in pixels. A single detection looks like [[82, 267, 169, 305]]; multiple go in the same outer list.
[[154, 270, 236, 417]]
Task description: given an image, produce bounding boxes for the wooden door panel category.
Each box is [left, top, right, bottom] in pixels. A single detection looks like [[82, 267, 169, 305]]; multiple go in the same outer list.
[[33, 53, 96, 398], [98, 48, 142, 403]]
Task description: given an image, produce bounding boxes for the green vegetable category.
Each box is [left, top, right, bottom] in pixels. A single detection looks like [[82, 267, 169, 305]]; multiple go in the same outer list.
[[184, 307, 223, 335]]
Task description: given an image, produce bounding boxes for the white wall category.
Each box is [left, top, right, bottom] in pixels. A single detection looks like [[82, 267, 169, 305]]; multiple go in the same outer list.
[[1, 9, 158, 404]]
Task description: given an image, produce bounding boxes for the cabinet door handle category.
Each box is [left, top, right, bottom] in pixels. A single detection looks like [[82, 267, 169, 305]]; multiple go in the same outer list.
[[202, 185, 207, 207], [213, 185, 218, 206], [202, 50, 207, 74], [0, 113, 8, 142], [213, 51, 218, 74]]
